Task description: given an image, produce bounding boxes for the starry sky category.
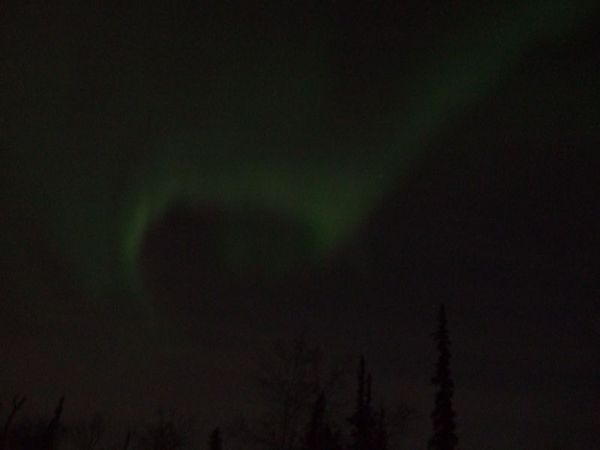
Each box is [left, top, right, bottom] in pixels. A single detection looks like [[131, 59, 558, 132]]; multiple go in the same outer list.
[[1, 1, 599, 448]]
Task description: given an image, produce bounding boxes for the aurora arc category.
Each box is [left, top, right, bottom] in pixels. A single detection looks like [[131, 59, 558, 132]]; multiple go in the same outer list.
[[2, 0, 597, 304]]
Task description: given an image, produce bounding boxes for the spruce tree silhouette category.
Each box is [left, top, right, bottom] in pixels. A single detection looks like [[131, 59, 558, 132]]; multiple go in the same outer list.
[[428, 305, 458, 450], [209, 427, 222, 450], [348, 357, 374, 450]]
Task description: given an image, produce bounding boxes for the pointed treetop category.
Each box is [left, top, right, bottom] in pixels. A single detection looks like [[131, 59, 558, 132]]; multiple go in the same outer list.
[[428, 304, 458, 450], [366, 373, 372, 411]]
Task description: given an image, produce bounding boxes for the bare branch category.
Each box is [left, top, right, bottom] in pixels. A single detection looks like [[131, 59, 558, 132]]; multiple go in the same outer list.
[[0, 394, 26, 450]]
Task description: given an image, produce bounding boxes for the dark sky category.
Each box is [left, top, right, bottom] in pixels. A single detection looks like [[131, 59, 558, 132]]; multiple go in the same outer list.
[[1, 1, 599, 449]]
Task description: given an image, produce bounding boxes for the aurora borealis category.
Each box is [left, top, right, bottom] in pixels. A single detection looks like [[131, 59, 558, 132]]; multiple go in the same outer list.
[[3, 0, 598, 302], [2, 1, 600, 448]]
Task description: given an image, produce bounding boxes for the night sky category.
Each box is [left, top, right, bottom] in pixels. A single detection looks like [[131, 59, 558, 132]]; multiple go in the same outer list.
[[1, 1, 599, 449]]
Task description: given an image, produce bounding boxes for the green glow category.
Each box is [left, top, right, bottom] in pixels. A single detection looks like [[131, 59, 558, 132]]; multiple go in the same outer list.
[[118, 0, 598, 294], [120, 147, 384, 291], [2, 0, 597, 305]]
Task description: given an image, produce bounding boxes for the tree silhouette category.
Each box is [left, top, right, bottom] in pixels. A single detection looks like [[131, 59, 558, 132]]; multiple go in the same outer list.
[[1, 395, 26, 450], [122, 431, 132, 450], [209, 427, 222, 450], [304, 392, 326, 450], [42, 396, 65, 450], [137, 409, 193, 450], [69, 412, 107, 450], [302, 392, 341, 450], [253, 338, 323, 450], [347, 357, 374, 450], [428, 305, 458, 450], [373, 407, 388, 450]]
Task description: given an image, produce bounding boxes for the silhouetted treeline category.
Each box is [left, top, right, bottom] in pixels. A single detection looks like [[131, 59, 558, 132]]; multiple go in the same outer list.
[[1, 305, 460, 450]]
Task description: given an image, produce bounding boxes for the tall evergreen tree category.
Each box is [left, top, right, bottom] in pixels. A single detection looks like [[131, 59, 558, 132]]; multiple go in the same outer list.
[[348, 357, 374, 450], [428, 305, 458, 450]]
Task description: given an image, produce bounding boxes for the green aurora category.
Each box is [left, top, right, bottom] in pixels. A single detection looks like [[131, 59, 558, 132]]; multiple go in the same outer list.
[[1, 0, 597, 305]]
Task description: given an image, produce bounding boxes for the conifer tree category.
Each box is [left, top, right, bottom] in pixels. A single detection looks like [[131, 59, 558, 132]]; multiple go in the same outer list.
[[428, 305, 458, 450], [348, 357, 374, 450]]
